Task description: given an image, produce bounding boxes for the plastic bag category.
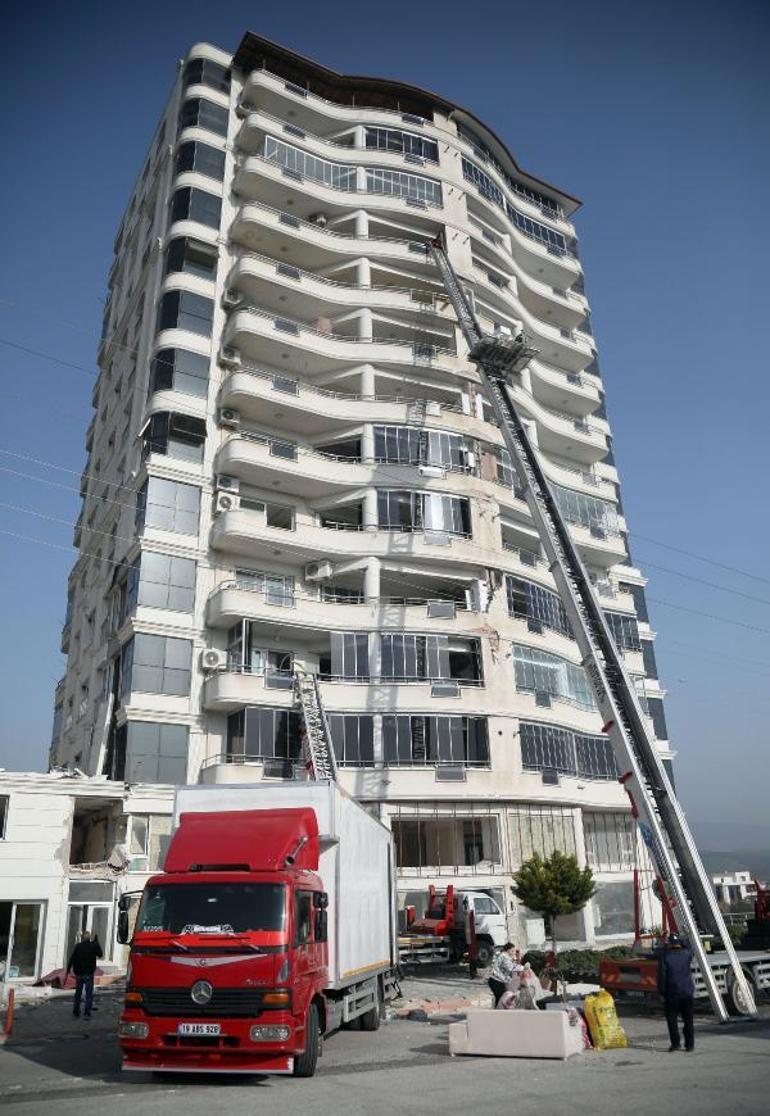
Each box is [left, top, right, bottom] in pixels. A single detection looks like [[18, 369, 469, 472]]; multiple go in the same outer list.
[[583, 990, 628, 1050]]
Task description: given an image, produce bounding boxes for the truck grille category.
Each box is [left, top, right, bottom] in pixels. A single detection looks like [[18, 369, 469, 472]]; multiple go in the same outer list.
[[139, 988, 264, 1018]]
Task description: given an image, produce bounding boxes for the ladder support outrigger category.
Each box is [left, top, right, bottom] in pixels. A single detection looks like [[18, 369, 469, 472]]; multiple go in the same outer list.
[[428, 235, 756, 1021]]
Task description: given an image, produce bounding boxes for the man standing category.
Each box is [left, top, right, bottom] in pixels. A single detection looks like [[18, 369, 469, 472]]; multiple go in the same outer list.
[[657, 933, 695, 1051], [66, 930, 103, 1019]]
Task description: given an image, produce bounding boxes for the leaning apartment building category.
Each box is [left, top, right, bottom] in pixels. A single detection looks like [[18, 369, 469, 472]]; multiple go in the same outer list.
[[49, 33, 671, 946]]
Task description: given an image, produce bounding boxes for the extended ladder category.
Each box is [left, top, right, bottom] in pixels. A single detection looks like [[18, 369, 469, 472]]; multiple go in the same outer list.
[[294, 670, 339, 782], [429, 237, 756, 1020]]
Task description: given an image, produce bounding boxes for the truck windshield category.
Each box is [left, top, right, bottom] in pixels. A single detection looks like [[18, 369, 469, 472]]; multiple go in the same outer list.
[[135, 883, 287, 935]]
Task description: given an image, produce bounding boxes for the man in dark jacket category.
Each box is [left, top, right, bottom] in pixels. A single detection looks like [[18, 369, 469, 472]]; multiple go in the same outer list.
[[657, 933, 695, 1051], [66, 931, 103, 1019]]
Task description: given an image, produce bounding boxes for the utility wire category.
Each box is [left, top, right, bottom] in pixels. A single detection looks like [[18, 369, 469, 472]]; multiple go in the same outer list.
[[631, 532, 770, 588], [647, 597, 770, 637], [632, 558, 770, 608]]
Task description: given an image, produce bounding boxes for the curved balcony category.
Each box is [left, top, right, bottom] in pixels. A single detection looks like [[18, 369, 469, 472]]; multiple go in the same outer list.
[[509, 385, 608, 466], [527, 357, 602, 416], [464, 194, 580, 290], [215, 432, 371, 497]]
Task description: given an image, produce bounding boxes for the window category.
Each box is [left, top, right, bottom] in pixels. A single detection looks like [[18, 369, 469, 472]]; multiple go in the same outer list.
[[127, 813, 173, 869], [462, 156, 505, 207], [380, 635, 482, 683], [619, 581, 649, 623], [507, 205, 568, 255], [552, 484, 618, 535], [327, 715, 374, 766], [294, 891, 314, 945], [124, 723, 188, 784], [262, 136, 356, 190], [506, 576, 571, 637], [383, 715, 489, 766], [226, 707, 302, 761], [604, 610, 641, 653], [156, 289, 214, 335], [149, 348, 209, 398], [135, 477, 200, 535], [365, 168, 442, 206], [519, 722, 617, 780], [165, 237, 218, 280], [513, 644, 596, 709], [509, 804, 577, 866], [641, 639, 658, 679], [584, 812, 636, 871], [178, 96, 229, 137], [365, 126, 438, 162], [392, 815, 500, 872], [175, 140, 226, 181], [593, 880, 635, 937], [183, 57, 231, 94], [226, 621, 293, 677], [0, 902, 43, 978], [0, 796, 7, 839], [142, 412, 206, 463], [374, 426, 469, 471], [646, 696, 669, 740], [120, 633, 192, 696], [170, 186, 222, 230], [377, 490, 471, 536], [130, 552, 196, 612], [324, 632, 370, 680], [235, 568, 295, 606]]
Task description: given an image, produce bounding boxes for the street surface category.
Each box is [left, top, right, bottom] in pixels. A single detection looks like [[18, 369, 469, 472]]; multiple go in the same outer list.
[[1, 983, 768, 1116]]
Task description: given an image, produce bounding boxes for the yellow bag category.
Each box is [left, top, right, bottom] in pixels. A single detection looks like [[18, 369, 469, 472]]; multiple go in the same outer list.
[[583, 989, 628, 1050]]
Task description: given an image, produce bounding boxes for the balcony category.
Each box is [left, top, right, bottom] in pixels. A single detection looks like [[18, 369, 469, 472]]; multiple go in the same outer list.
[[527, 358, 602, 416], [215, 432, 370, 498], [509, 385, 608, 466]]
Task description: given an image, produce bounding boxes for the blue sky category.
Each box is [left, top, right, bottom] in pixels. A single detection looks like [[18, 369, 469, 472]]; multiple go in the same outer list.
[[1, 0, 768, 846]]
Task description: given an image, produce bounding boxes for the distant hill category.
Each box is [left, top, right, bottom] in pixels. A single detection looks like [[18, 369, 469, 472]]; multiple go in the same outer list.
[[699, 849, 770, 881]]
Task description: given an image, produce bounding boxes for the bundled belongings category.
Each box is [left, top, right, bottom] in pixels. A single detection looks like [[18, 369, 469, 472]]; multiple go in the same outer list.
[[583, 989, 628, 1050]]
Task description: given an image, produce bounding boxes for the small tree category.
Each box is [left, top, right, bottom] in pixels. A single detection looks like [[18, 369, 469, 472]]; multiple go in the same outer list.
[[513, 850, 596, 958]]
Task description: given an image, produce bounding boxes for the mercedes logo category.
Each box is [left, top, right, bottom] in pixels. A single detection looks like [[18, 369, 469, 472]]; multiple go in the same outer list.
[[191, 980, 213, 1005]]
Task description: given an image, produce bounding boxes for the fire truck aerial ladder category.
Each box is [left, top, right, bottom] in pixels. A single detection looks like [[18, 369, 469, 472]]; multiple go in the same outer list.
[[428, 236, 756, 1021]]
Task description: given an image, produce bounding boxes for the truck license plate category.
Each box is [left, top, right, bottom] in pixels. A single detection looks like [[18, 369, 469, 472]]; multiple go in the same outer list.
[[177, 1023, 221, 1036]]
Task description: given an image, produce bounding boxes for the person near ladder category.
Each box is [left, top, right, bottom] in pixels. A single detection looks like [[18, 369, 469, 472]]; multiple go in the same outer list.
[[66, 930, 103, 1019], [657, 933, 695, 1051]]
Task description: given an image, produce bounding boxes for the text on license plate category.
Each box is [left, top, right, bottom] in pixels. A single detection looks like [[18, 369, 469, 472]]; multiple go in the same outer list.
[[177, 1023, 221, 1036]]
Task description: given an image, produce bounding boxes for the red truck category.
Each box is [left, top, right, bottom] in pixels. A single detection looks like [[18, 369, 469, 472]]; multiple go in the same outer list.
[[117, 782, 398, 1076]]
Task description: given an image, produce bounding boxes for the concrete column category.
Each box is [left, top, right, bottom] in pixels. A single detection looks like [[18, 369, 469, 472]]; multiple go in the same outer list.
[[361, 423, 375, 462], [358, 307, 373, 341], [354, 125, 367, 149], [359, 363, 376, 397], [355, 165, 367, 192], [357, 256, 371, 288], [519, 365, 533, 394], [363, 487, 379, 530], [368, 630, 381, 680], [363, 556, 380, 600], [354, 209, 369, 238]]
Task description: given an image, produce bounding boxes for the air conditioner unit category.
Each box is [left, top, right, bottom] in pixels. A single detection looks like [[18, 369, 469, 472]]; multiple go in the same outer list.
[[309, 213, 328, 227], [213, 491, 239, 516], [425, 401, 442, 417], [304, 561, 334, 582], [218, 407, 241, 429], [219, 346, 242, 369], [222, 288, 242, 310], [215, 474, 240, 493], [419, 465, 445, 479], [200, 647, 228, 672]]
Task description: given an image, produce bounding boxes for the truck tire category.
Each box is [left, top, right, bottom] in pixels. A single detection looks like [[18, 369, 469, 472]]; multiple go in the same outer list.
[[359, 986, 381, 1032], [475, 938, 494, 968], [293, 1003, 320, 1077], [726, 970, 757, 1017]]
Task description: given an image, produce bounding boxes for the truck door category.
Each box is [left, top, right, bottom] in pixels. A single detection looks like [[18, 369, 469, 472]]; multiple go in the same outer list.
[[472, 895, 506, 943], [294, 890, 324, 1007]]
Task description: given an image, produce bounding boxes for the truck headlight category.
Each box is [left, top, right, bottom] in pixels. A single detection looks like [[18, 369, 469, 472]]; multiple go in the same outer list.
[[118, 1022, 150, 1039], [250, 1024, 290, 1043]]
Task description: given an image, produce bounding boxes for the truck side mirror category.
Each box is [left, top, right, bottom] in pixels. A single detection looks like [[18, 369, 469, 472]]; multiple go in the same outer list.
[[313, 891, 329, 910], [117, 909, 130, 945], [315, 910, 328, 943]]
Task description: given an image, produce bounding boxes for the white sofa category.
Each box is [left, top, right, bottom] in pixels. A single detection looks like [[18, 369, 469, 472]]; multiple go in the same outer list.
[[448, 1008, 584, 1060]]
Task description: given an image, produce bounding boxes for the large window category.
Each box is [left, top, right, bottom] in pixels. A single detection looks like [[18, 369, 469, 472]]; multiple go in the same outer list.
[[226, 621, 293, 678], [156, 289, 214, 336], [0, 902, 43, 979], [178, 96, 229, 137], [328, 715, 374, 766], [170, 186, 222, 230], [513, 644, 596, 709], [235, 567, 295, 607], [142, 412, 206, 463], [383, 715, 489, 766], [322, 632, 370, 680], [365, 126, 438, 162], [509, 804, 577, 866], [552, 484, 619, 536], [604, 610, 641, 653], [176, 140, 226, 181], [127, 552, 196, 612], [378, 490, 471, 536], [365, 167, 442, 206], [165, 237, 218, 280], [374, 426, 470, 471], [226, 707, 302, 761], [583, 812, 636, 871], [461, 154, 567, 253], [120, 634, 192, 696], [183, 57, 231, 94], [593, 880, 635, 937], [149, 348, 209, 398], [646, 696, 669, 740], [135, 477, 200, 535], [506, 576, 571, 638], [519, 721, 617, 780], [380, 634, 482, 683], [124, 722, 188, 783], [137, 884, 286, 937], [393, 815, 500, 873], [262, 136, 356, 190]]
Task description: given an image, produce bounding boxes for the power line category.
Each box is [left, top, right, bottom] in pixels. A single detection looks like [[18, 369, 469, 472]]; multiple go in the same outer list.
[[0, 338, 98, 379], [647, 597, 770, 637], [634, 558, 770, 608], [0, 447, 138, 494], [632, 532, 770, 588]]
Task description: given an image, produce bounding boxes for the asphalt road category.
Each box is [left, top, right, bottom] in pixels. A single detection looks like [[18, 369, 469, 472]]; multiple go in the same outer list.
[[1, 987, 768, 1116]]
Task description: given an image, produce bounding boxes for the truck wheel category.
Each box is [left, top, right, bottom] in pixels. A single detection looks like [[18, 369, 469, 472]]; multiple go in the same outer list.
[[293, 1003, 320, 1077], [726, 970, 757, 1016], [475, 939, 494, 968], [359, 987, 381, 1032]]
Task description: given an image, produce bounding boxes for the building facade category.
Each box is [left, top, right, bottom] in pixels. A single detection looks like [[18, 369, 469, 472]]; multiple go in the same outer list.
[[49, 33, 670, 946]]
